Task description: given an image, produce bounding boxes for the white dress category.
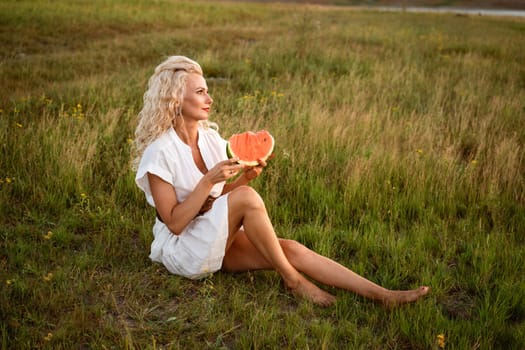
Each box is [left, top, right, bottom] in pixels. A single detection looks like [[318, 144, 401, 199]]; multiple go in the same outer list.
[[135, 126, 230, 279]]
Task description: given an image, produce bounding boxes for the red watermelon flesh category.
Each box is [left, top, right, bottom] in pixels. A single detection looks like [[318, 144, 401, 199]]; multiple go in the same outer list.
[[227, 130, 275, 166]]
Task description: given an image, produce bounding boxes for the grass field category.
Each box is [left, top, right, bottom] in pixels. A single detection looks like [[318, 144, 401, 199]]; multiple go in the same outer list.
[[1, 0, 524, 349]]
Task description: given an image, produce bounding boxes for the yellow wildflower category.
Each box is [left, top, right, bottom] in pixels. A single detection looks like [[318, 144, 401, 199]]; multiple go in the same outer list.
[[71, 103, 85, 119], [16, 122, 23, 128], [44, 333, 53, 341], [5, 177, 12, 184], [127, 138, 133, 144], [43, 231, 53, 240], [471, 160, 478, 165], [43, 272, 53, 282], [437, 334, 445, 348], [6, 279, 13, 285], [416, 149, 423, 154]]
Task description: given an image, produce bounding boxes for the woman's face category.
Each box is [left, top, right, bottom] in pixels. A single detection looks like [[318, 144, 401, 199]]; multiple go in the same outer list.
[[181, 73, 213, 122]]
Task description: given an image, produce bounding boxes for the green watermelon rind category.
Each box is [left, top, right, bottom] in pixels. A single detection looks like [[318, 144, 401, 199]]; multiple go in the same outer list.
[[226, 133, 274, 167]]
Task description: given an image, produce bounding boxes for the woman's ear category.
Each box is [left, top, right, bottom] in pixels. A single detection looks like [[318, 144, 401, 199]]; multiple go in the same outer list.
[[175, 101, 183, 116], [169, 99, 182, 116]]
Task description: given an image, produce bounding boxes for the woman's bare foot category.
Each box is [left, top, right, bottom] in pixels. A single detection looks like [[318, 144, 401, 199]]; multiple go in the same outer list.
[[381, 286, 430, 308], [289, 275, 336, 307]]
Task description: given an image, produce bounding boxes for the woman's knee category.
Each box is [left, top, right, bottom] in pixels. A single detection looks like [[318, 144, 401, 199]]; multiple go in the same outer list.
[[280, 239, 309, 264], [228, 186, 265, 211]]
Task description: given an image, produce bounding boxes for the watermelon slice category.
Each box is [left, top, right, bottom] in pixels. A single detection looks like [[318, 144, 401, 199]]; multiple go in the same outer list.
[[226, 130, 275, 166]]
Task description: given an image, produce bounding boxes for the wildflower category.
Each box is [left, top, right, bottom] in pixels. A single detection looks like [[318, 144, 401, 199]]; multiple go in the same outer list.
[[43, 231, 53, 240], [6, 279, 13, 285], [471, 160, 477, 165], [44, 333, 53, 341], [79, 192, 90, 210], [126, 138, 133, 144], [71, 103, 85, 120], [416, 149, 423, 155], [437, 334, 445, 348], [16, 122, 23, 128], [43, 272, 53, 282], [5, 177, 12, 184]]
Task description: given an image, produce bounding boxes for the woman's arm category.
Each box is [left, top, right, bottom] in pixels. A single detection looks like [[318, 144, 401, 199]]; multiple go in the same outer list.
[[149, 158, 243, 235], [148, 173, 213, 235]]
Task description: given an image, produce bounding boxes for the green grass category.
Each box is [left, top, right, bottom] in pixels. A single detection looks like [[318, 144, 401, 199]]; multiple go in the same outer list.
[[1, 0, 524, 348]]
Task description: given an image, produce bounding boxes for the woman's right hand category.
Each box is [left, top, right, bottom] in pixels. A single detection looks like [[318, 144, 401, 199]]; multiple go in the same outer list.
[[204, 158, 244, 184]]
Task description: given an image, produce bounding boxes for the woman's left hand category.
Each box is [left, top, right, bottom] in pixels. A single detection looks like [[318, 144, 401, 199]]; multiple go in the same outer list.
[[243, 158, 267, 181]]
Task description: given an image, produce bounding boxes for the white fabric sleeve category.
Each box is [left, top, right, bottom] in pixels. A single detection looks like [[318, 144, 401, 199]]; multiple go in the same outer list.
[[135, 147, 174, 207]]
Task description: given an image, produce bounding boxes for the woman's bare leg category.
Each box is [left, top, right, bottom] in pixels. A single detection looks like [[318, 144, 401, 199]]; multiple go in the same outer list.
[[223, 232, 429, 307], [278, 239, 430, 306], [225, 186, 336, 306]]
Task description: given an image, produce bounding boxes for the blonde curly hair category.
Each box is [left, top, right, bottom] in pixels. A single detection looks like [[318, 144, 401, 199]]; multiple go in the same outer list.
[[133, 55, 215, 170]]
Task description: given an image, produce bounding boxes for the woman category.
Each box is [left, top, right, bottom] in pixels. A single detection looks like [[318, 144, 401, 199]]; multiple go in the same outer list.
[[134, 55, 429, 307]]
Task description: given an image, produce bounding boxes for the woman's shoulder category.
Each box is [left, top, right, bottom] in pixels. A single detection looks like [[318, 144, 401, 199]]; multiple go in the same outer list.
[[144, 128, 177, 154], [199, 124, 222, 138], [198, 126, 221, 142]]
